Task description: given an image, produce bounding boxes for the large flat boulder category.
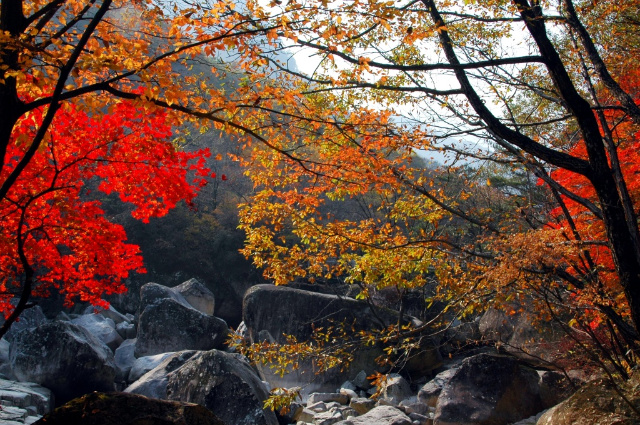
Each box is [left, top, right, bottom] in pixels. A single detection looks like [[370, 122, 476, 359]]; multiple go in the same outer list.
[[9, 321, 116, 405], [243, 285, 441, 397], [34, 391, 227, 425]]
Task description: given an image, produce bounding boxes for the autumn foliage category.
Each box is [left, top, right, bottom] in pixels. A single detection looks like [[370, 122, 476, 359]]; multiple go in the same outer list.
[[3, 0, 640, 401], [0, 95, 210, 319]]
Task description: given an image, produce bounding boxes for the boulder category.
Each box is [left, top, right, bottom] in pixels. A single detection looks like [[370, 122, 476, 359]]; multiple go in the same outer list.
[[173, 278, 216, 316], [2, 305, 47, 342], [135, 298, 228, 357], [0, 404, 30, 423], [10, 321, 116, 405], [243, 285, 441, 397], [378, 374, 412, 406], [536, 378, 639, 425], [34, 391, 227, 425], [114, 339, 137, 383], [433, 353, 544, 425], [116, 321, 136, 340], [352, 370, 372, 390], [0, 378, 53, 416], [129, 352, 176, 384], [71, 313, 123, 352], [339, 387, 358, 401], [308, 392, 350, 406], [165, 350, 278, 425], [441, 318, 482, 355], [139, 282, 192, 312], [0, 337, 14, 379], [125, 350, 199, 399], [349, 397, 376, 415], [334, 405, 412, 425], [417, 368, 458, 408], [399, 397, 431, 417]]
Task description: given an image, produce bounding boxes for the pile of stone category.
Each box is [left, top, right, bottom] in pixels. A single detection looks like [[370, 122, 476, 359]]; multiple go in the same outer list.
[[0, 279, 592, 425], [283, 352, 573, 425]]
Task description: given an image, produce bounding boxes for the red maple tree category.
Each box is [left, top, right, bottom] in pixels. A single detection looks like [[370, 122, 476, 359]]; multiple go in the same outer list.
[[0, 96, 211, 336], [543, 64, 640, 336]]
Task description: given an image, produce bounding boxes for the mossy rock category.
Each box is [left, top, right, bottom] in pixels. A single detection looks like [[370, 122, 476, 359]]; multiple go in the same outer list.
[[34, 392, 227, 425]]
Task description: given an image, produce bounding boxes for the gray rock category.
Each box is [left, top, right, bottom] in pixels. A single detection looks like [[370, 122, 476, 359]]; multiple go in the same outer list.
[[308, 401, 335, 412], [298, 407, 316, 423], [335, 405, 412, 425], [135, 298, 228, 357], [441, 318, 481, 355], [2, 305, 47, 342], [352, 370, 371, 390], [165, 350, 279, 425], [433, 353, 544, 425], [308, 393, 350, 406], [349, 397, 376, 415], [0, 338, 14, 379], [129, 351, 176, 383], [340, 381, 358, 392], [0, 378, 53, 415], [116, 321, 136, 340], [399, 397, 431, 417], [0, 405, 28, 422], [71, 313, 123, 352], [379, 374, 412, 406], [174, 278, 216, 316], [339, 388, 358, 401], [125, 350, 199, 399], [114, 338, 137, 383], [314, 406, 352, 425], [408, 411, 431, 425], [139, 282, 192, 312], [313, 409, 343, 425], [417, 368, 458, 408], [9, 321, 115, 405]]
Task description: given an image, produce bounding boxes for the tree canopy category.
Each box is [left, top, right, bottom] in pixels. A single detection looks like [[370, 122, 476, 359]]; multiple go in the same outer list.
[[231, 0, 640, 384], [2, 0, 640, 391]]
